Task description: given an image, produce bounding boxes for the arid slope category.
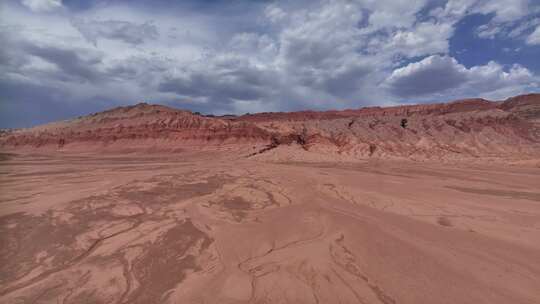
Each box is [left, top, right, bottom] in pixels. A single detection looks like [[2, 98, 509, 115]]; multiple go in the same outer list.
[[1, 94, 539, 161]]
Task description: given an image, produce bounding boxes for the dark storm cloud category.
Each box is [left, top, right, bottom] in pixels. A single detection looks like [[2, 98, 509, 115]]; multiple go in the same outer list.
[[324, 71, 370, 98], [386, 56, 468, 97], [156, 50, 281, 106], [159, 65, 276, 104], [105, 64, 139, 80], [159, 74, 210, 98], [282, 37, 341, 68], [72, 19, 159, 46], [24, 43, 104, 83], [0, 27, 116, 86], [0, 77, 110, 128], [0, 43, 28, 69]]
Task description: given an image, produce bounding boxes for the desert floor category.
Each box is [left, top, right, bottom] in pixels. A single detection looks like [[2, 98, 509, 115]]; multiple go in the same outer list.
[[1, 152, 539, 304]]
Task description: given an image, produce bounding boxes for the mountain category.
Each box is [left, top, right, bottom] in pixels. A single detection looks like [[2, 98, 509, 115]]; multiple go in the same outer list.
[[1, 94, 540, 162]]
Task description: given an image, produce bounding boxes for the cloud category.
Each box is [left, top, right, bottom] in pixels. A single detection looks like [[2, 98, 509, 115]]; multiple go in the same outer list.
[[264, 4, 287, 23], [387, 21, 453, 57], [386, 55, 537, 98], [526, 26, 540, 44], [476, 16, 540, 41], [509, 17, 540, 39], [71, 19, 159, 46], [20, 0, 62, 12], [23, 43, 104, 83], [269, 1, 382, 103], [475, 0, 530, 22], [458, 0, 540, 45], [1, 0, 540, 128], [158, 53, 280, 110], [0, 27, 106, 87], [365, 0, 430, 29], [0, 77, 85, 128], [476, 23, 504, 39], [386, 56, 468, 97]]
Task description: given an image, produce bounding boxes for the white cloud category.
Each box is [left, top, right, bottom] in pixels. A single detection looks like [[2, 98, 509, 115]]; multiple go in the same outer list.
[[20, 0, 62, 12], [386, 55, 537, 99], [434, 0, 530, 23], [476, 23, 503, 39], [476, 16, 540, 41], [475, 0, 529, 22], [526, 26, 540, 44], [509, 18, 540, 38], [365, 0, 429, 30], [387, 22, 453, 57], [264, 4, 287, 23]]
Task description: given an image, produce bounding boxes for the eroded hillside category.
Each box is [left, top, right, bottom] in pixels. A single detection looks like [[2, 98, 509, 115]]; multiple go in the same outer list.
[[1, 94, 539, 162]]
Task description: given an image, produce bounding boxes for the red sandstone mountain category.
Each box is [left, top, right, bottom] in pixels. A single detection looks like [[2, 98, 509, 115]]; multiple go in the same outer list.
[[1, 94, 539, 161]]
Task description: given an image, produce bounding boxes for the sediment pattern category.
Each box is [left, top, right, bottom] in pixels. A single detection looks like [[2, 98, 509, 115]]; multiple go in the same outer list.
[[1, 153, 539, 303]]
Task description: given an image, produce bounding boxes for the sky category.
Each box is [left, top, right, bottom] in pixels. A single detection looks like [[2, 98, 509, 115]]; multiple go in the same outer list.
[[1, 0, 540, 128]]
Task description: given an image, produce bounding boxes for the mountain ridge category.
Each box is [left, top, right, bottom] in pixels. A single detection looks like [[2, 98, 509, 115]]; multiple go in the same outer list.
[[1, 94, 539, 162]]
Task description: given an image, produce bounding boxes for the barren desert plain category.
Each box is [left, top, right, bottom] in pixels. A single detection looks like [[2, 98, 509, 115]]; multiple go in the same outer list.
[[1, 94, 540, 303]]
